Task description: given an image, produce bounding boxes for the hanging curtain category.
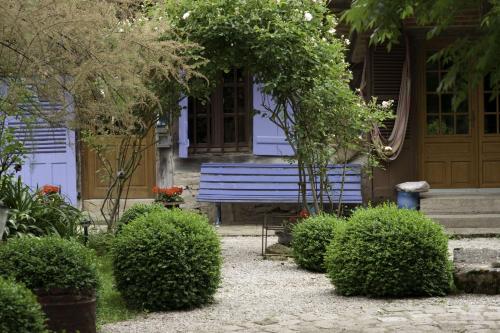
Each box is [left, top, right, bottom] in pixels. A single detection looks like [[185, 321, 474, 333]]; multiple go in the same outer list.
[[361, 37, 411, 161]]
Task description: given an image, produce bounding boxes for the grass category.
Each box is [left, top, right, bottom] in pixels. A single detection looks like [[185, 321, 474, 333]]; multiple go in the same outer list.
[[96, 254, 141, 328]]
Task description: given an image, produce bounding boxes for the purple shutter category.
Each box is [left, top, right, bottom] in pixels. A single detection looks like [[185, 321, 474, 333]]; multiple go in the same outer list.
[[8, 94, 78, 205], [252, 84, 294, 156], [178, 96, 189, 158]]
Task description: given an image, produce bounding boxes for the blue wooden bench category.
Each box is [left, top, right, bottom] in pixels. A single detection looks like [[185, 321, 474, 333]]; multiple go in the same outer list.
[[197, 163, 363, 224]]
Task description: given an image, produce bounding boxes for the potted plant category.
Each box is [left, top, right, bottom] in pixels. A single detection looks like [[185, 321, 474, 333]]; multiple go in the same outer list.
[[153, 186, 184, 209], [0, 237, 98, 333], [276, 208, 310, 246]]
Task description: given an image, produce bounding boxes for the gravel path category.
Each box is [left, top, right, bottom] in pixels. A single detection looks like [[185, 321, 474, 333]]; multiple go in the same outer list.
[[102, 237, 500, 333]]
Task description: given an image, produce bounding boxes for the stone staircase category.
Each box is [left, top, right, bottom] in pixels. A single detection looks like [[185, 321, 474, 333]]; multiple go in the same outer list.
[[420, 189, 500, 234]]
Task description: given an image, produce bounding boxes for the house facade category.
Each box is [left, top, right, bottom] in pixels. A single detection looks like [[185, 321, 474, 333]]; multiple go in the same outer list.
[[10, 3, 500, 227]]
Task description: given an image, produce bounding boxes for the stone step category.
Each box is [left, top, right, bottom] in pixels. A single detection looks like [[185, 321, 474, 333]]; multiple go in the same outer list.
[[428, 213, 500, 228], [421, 195, 500, 214]]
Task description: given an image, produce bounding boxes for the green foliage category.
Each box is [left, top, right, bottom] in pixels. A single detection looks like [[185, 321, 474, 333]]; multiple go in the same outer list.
[[291, 214, 343, 272], [343, 0, 500, 105], [0, 113, 25, 182], [0, 278, 47, 333], [117, 203, 166, 231], [112, 209, 222, 311], [86, 231, 115, 256], [96, 255, 139, 327], [325, 204, 453, 297], [0, 236, 99, 293], [0, 176, 82, 238], [162, 0, 391, 213]]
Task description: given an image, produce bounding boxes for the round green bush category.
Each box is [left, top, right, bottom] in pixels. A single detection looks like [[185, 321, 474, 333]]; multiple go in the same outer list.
[[291, 214, 342, 272], [0, 237, 98, 294], [0, 278, 47, 333], [117, 203, 166, 231], [325, 204, 453, 297], [112, 209, 222, 311]]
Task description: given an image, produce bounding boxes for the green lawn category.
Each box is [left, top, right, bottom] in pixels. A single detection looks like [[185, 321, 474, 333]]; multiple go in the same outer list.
[[96, 255, 141, 328]]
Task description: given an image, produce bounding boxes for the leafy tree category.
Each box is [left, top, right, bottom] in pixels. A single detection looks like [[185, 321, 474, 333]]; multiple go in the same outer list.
[[162, 0, 390, 213], [0, 0, 202, 229], [343, 0, 500, 102]]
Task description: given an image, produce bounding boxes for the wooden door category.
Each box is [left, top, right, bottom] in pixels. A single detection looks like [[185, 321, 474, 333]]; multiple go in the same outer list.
[[82, 132, 156, 199], [479, 77, 500, 187], [419, 43, 478, 188]]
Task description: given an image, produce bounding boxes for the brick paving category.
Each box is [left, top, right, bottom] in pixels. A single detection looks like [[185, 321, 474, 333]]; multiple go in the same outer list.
[[102, 237, 500, 333]]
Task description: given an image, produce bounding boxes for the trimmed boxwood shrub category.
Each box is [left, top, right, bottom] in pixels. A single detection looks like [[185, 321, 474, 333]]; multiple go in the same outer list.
[[325, 204, 453, 297], [117, 203, 166, 231], [0, 237, 98, 294], [112, 209, 222, 311], [0, 278, 47, 333], [291, 214, 343, 272]]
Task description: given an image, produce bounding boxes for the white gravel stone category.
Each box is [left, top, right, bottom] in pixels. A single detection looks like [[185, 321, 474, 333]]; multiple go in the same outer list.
[[102, 237, 500, 333]]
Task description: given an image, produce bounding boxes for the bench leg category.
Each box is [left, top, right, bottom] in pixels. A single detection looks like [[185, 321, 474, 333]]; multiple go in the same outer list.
[[215, 202, 222, 227]]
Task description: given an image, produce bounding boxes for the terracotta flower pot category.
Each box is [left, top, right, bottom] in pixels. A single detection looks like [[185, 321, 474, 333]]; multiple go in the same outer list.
[[36, 289, 96, 333]]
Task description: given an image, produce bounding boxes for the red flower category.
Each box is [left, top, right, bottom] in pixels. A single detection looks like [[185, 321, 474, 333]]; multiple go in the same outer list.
[[152, 186, 183, 202], [40, 185, 60, 195], [299, 208, 310, 219]]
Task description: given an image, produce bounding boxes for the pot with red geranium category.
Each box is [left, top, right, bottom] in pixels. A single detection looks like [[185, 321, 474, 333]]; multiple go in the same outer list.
[[276, 208, 310, 246], [153, 186, 184, 209]]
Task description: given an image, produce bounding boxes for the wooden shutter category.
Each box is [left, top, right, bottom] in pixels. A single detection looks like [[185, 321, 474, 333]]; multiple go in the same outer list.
[[252, 84, 294, 156], [178, 97, 189, 158], [371, 43, 409, 140], [8, 97, 77, 204]]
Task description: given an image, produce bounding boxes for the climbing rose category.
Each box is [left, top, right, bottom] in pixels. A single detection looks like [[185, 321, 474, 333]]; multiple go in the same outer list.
[[304, 12, 313, 22], [182, 11, 191, 20]]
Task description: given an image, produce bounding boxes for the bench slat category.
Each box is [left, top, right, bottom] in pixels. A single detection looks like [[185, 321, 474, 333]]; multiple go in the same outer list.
[[201, 167, 361, 176], [199, 181, 361, 190], [200, 175, 361, 183]]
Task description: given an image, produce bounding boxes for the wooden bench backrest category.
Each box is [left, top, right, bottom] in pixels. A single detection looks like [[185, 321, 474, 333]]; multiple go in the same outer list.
[[197, 163, 362, 203]]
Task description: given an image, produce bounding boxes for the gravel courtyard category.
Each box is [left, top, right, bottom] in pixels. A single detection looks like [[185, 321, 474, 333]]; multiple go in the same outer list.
[[103, 237, 500, 333]]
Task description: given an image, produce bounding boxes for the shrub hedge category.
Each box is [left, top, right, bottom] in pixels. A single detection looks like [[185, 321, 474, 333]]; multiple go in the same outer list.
[[0, 237, 98, 293], [291, 214, 342, 272], [0, 278, 47, 333], [112, 209, 222, 311], [117, 203, 166, 231], [325, 204, 453, 297]]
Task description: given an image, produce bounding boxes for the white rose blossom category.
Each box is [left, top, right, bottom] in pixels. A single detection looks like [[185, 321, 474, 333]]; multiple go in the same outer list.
[[381, 100, 393, 108], [304, 11, 313, 22], [182, 11, 191, 20], [328, 28, 336, 34], [345, 38, 351, 45]]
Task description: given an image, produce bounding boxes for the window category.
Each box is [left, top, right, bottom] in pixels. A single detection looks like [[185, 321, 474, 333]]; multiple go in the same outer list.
[[425, 52, 468, 136], [483, 75, 499, 134], [188, 69, 252, 153]]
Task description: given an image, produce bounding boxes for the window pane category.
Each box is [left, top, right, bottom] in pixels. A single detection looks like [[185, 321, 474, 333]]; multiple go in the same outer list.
[[197, 101, 208, 113], [188, 98, 194, 115], [426, 52, 438, 71], [484, 93, 497, 113], [485, 74, 493, 92], [196, 116, 209, 143], [223, 71, 234, 83], [238, 116, 246, 143], [427, 115, 440, 135], [456, 98, 468, 113], [188, 117, 194, 143], [456, 115, 468, 134], [236, 69, 244, 83], [224, 117, 235, 143], [237, 87, 245, 113], [441, 94, 452, 113], [442, 115, 454, 135], [223, 87, 234, 113], [426, 94, 439, 114], [485, 114, 498, 134], [426, 72, 439, 92]]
